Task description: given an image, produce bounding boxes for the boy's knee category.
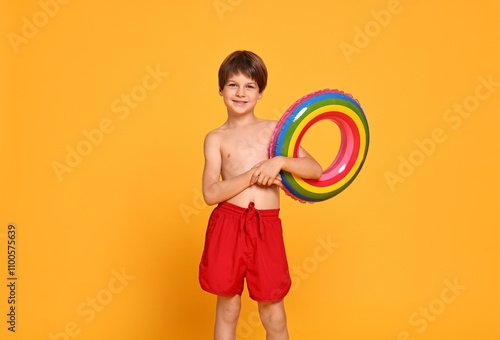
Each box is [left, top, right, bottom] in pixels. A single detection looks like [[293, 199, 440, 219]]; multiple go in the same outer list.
[[217, 296, 241, 324], [258, 301, 287, 332]]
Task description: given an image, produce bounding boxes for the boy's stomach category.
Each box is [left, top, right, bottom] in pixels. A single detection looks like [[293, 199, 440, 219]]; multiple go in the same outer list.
[[226, 184, 280, 210]]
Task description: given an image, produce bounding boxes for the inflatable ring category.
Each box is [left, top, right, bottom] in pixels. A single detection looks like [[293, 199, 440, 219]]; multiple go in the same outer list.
[[269, 89, 369, 203]]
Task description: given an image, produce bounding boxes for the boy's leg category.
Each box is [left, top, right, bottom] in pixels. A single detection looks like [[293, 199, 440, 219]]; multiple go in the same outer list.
[[214, 295, 241, 340], [258, 299, 289, 340]]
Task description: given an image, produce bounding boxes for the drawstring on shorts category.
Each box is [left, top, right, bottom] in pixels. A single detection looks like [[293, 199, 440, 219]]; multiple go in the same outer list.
[[240, 202, 263, 237], [215, 201, 279, 238]]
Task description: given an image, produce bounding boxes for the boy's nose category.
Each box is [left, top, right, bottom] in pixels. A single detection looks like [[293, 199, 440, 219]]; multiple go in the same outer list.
[[236, 88, 246, 97]]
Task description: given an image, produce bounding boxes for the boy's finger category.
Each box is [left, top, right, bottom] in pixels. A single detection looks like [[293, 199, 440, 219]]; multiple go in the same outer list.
[[250, 176, 257, 185], [250, 170, 259, 184], [273, 179, 283, 188]]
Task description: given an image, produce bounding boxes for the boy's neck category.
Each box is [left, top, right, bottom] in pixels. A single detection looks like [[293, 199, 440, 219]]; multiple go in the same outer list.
[[225, 111, 259, 128]]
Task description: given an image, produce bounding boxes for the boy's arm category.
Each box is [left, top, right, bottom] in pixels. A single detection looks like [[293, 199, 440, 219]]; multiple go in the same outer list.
[[251, 146, 323, 186], [202, 132, 282, 206]]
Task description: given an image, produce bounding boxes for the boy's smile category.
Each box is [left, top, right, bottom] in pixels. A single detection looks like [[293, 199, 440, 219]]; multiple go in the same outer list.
[[220, 72, 263, 115]]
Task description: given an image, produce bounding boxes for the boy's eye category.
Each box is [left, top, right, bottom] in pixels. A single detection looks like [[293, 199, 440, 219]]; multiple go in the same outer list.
[[228, 84, 237, 87], [247, 85, 255, 89]]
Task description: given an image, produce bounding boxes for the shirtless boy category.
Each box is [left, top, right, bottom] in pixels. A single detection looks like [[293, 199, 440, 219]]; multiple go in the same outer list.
[[199, 50, 323, 340]]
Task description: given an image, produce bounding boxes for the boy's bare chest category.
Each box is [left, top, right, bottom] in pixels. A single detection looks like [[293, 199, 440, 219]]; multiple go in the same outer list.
[[220, 128, 273, 173]]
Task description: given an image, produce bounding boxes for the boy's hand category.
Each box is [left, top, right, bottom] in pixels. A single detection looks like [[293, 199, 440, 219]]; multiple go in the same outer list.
[[258, 172, 283, 188], [250, 157, 284, 187]]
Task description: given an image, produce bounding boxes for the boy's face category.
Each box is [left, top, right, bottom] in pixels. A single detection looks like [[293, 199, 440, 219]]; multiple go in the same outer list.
[[219, 72, 263, 116]]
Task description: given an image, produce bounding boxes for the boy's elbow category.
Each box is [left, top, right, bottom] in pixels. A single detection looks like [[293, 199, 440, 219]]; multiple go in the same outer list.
[[203, 191, 219, 206], [312, 165, 323, 179], [205, 199, 218, 206], [308, 160, 323, 179], [203, 194, 217, 206]]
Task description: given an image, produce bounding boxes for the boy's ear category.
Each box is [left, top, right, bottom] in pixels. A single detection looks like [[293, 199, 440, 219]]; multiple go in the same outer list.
[[258, 91, 264, 99]]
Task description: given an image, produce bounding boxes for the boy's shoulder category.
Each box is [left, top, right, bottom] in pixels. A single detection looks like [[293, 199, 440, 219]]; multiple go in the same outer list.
[[203, 123, 229, 150], [204, 123, 227, 142], [250, 118, 279, 131], [260, 118, 278, 128], [257, 118, 279, 137]]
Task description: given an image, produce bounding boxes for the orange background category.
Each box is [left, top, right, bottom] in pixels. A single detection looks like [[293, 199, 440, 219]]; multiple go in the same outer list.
[[1, 0, 499, 339]]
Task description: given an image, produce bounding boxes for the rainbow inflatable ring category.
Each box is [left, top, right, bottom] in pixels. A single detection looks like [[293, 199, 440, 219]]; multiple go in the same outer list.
[[269, 89, 369, 203]]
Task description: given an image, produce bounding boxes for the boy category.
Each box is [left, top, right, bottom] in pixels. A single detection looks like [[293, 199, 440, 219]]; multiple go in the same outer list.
[[200, 50, 322, 340]]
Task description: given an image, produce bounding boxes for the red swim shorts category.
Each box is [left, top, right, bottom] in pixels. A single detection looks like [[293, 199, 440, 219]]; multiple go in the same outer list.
[[199, 202, 291, 302]]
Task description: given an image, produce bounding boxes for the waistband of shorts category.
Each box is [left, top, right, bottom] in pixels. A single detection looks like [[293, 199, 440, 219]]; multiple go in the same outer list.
[[217, 201, 280, 217]]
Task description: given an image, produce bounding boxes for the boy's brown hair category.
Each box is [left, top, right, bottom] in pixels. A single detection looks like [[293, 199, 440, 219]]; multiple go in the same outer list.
[[218, 50, 268, 93]]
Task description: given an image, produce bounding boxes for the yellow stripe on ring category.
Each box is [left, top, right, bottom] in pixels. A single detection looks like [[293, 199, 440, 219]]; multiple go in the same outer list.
[[286, 104, 367, 194]]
